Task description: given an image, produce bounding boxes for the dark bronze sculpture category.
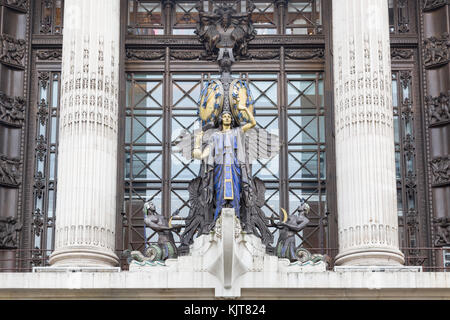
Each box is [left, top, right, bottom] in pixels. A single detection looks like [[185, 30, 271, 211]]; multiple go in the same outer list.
[[195, 1, 256, 61], [142, 201, 181, 261], [273, 199, 310, 262]]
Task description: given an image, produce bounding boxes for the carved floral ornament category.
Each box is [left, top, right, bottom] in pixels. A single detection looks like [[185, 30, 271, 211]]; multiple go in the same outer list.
[[0, 34, 26, 69]]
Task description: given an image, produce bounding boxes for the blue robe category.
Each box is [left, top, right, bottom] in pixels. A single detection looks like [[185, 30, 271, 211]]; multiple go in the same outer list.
[[207, 128, 247, 220]]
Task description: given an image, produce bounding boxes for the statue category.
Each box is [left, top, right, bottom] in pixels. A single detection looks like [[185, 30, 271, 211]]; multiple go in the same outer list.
[[273, 199, 311, 262], [171, 1, 280, 254], [142, 201, 181, 261], [123, 201, 182, 264], [195, 2, 256, 61]]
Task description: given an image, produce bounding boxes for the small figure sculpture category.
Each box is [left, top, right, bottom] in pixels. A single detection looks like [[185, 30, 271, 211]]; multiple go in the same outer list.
[[142, 201, 181, 262], [273, 199, 310, 262]]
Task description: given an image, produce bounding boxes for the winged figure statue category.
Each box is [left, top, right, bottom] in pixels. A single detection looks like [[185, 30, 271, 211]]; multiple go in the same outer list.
[[173, 70, 279, 251]]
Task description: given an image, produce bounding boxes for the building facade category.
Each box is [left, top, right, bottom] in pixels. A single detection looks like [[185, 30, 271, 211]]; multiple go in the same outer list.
[[0, 0, 449, 299]]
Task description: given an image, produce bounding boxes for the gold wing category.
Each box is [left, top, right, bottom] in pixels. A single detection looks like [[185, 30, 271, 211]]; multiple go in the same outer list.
[[198, 80, 223, 126], [229, 79, 255, 125]]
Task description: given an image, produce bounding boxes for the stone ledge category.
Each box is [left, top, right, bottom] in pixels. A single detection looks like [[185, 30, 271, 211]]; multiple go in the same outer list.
[[1, 271, 450, 299], [334, 266, 422, 272], [33, 267, 121, 273]]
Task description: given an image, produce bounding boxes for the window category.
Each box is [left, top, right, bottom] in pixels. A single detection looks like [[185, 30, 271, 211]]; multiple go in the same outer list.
[[285, 0, 322, 35], [31, 72, 61, 267], [122, 70, 327, 254]]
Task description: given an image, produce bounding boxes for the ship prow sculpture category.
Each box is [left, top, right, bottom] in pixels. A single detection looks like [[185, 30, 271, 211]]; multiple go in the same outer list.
[[124, 1, 328, 296]]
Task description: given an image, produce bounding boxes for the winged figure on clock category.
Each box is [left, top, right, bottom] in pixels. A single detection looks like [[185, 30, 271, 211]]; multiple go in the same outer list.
[[174, 77, 280, 253]]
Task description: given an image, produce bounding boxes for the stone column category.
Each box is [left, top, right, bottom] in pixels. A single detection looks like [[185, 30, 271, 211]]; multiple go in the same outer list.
[[333, 0, 404, 266], [49, 0, 120, 267]]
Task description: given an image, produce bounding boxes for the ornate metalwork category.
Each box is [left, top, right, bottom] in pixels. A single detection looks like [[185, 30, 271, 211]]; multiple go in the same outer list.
[[0, 92, 25, 127], [397, 0, 410, 33], [32, 209, 44, 237], [0, 154, 21, 187], [389, 0, 412, 34], [31, 247, 43, 266], [195, 2, 256, 61], [126, 49, 165, 60], [0, 217, 22, 249], [35, 135, 47, 161], [36, 50, 62, 60], [248, 49, 279, 60], [0, 34, 26, 69], [403, 134, 415, 161], [34, 171, 45, 199], [391, 48, 414, 60], [37, 99, 49, 125], [423, 0, 449, 12], [285, 48, 324, 60], [423, 32, 450, 69], [399, 70, 412, 89], [38, 72, 50, 89], [430, 156, 450, 186], [425, 92, 450, 127], [170, 50, 202, 60]]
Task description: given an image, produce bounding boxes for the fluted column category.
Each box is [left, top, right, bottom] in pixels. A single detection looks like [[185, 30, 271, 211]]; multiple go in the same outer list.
[[333, 0, 404, 266], [49, 0, 120, 267]]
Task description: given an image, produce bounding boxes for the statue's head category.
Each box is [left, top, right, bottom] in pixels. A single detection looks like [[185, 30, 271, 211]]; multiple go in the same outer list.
[[218, 110, 237, 129], [215, 4, 235, 29], [143, 201, 156, 215], [296, 199, 310, 216]]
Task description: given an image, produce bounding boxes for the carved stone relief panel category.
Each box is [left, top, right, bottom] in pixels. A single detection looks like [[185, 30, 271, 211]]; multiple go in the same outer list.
[[423, 33, 450, 69], [0, 154, 21, 188], [430, 156, 450, 186], [423, 0, 449, 12], [0, 217, 22, 249], [426, 91, 450, 126], [0, 92, 25, 127], [0, 34, 26, 69]]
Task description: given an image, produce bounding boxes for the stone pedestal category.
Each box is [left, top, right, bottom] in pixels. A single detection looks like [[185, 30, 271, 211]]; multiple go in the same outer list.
[[332, 0, 404, 266], [49, 0, 120, 267]]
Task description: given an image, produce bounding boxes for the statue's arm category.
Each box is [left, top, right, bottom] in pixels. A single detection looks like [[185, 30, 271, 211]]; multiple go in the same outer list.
[[239, 106, 256, 133], [192, 131, 211, 160], [193, 146, 210, 160]]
